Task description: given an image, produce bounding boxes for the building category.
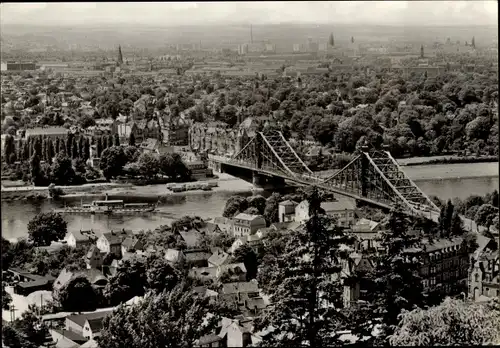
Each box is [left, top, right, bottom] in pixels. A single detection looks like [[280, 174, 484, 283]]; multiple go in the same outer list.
[[13, 274, 55, 296], [139, 138, 172, 155], [229, 229, 268, 254], [0, 61, 36, 71], [278, 200, 298, 223], [293, 43, 304, 53], [219, 281, 261, 308], [53, 268, 108, 293], [85, 245, 104, 270], [208, 249, 231, 267], [468, 250, 499, 301], [160, 114, 190, 146], [121, 237, 144, 254], [178, 230, 203, 249], [165, 248, 187, 264], [96, 230, 134, 258], [65, 230, 99, 249], [232, 213, 267, 237], [186, 160, 212, 180], [189, 122, 238, 156], [238, 44, 249, 55], [50, 328, 87, 348], [408, 237, 470, 298], [295, 197, 358, 227], [350, 218, 382, 250], [341, 252, 375, 307], [65, 310, 114, 340], [24, 127, 69, 140], [265, 43, 276, 53]]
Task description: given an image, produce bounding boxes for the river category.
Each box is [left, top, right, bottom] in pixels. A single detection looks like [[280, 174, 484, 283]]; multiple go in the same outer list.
[[2, 162, 498, 241]]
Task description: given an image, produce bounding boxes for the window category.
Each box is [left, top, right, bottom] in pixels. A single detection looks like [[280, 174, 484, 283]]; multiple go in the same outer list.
[[475, 273, 479, 282]]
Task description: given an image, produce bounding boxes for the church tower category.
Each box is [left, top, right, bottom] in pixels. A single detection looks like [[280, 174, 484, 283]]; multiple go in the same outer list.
[[117, 45, 123, 66], [420, 44, 424, 58]]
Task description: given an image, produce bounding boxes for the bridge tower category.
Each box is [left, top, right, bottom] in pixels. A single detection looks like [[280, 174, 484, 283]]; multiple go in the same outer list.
[[359, 144, 369, 197]]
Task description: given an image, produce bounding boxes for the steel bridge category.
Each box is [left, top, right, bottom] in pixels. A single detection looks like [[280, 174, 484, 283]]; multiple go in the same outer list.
[[210, 130, 445, 219]]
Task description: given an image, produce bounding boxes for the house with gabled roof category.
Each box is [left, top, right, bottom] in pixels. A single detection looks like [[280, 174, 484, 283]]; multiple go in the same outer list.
[[179, 230, 202, 249], [85, 245, 104, 270], [165, 248, 186, 264], [54, 268, 108, 293], [278, 200, 298, 223], [232, 213, 266, 237], [65, 310, 114, 340], [193, 286, 219, 300], [49, 328, 87, 348], [121, 237, 144, 255], [96, 230, 134, 258], [220, 281, 260, 305], [184, 249, 212, 268], [208, 249, 230, 267], [217, 263, 247, 282]]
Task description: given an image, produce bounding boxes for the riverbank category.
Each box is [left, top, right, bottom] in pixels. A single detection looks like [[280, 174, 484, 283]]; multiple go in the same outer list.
[[398, 155, 498, 166], [67, 176, 256, 200], [1, 174, 256, 202], [1, 182, 132, 201]]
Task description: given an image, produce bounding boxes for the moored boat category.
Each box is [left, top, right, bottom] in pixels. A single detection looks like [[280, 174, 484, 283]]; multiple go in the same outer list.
[[53, 194, 157, 215]]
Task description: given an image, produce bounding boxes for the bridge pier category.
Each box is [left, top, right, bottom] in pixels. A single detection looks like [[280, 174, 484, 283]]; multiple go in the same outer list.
[[252, 172, 265, 189], [269, 176, 286, 188]]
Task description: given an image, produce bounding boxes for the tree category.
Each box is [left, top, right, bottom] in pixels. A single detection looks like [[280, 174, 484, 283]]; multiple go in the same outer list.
[[50, 152, 76, 185], [263, 192, 282, 224], [247, 195, 267, 214], [3, 134, 15, 164], [438, 200, 455, 237], [3, 308, 49, 348], [83, 137, 90, 161], [390, 298, 500, 346], [55, 275, 99, 312], [310, 116, 338, 146], [128, 132, 136, 146], [114, 133, 121, 147], [136, 152, 160, 177], [220, 105, 238, 126], [100, 146, 127, 180], [79, 115, 96, 129], [365, 206, 425, 340], [233, 244, 258, 281], [466, 116, 491, 140], [96, 137, 103, 157], [98, 280, 238, 348], [2, 281, 12, 310], [2, 325, 37, 348], [27, 212, 68, 246], [104, 258, 146, 306], [29, 154, 42, 185], [159, 153, 190, 180], [46, 138, 54, 164], [449, 211, 464, 236], [145, 255, 179, 293], [222, 195, 248, 218], [78, 136, 85, 159], [475, 204, 498, 230], [66, 134, 73, 157], [256, 186, 353, 346], [243, 207, 261, 215]]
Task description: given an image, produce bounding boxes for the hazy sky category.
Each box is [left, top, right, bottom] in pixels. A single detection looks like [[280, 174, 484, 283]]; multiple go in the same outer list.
[[1, 1, 497, 27]]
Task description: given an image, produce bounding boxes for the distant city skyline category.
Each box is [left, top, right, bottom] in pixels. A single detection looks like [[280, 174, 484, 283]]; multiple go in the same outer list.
[[1, 1, 498, 27]]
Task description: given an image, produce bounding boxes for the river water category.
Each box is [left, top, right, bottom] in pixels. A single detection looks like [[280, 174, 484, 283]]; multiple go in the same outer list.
[[2, 162, 498, 241]]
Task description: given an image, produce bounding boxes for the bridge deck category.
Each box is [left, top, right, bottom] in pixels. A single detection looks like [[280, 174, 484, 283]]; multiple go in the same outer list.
[[210, 154, 486, 235]]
